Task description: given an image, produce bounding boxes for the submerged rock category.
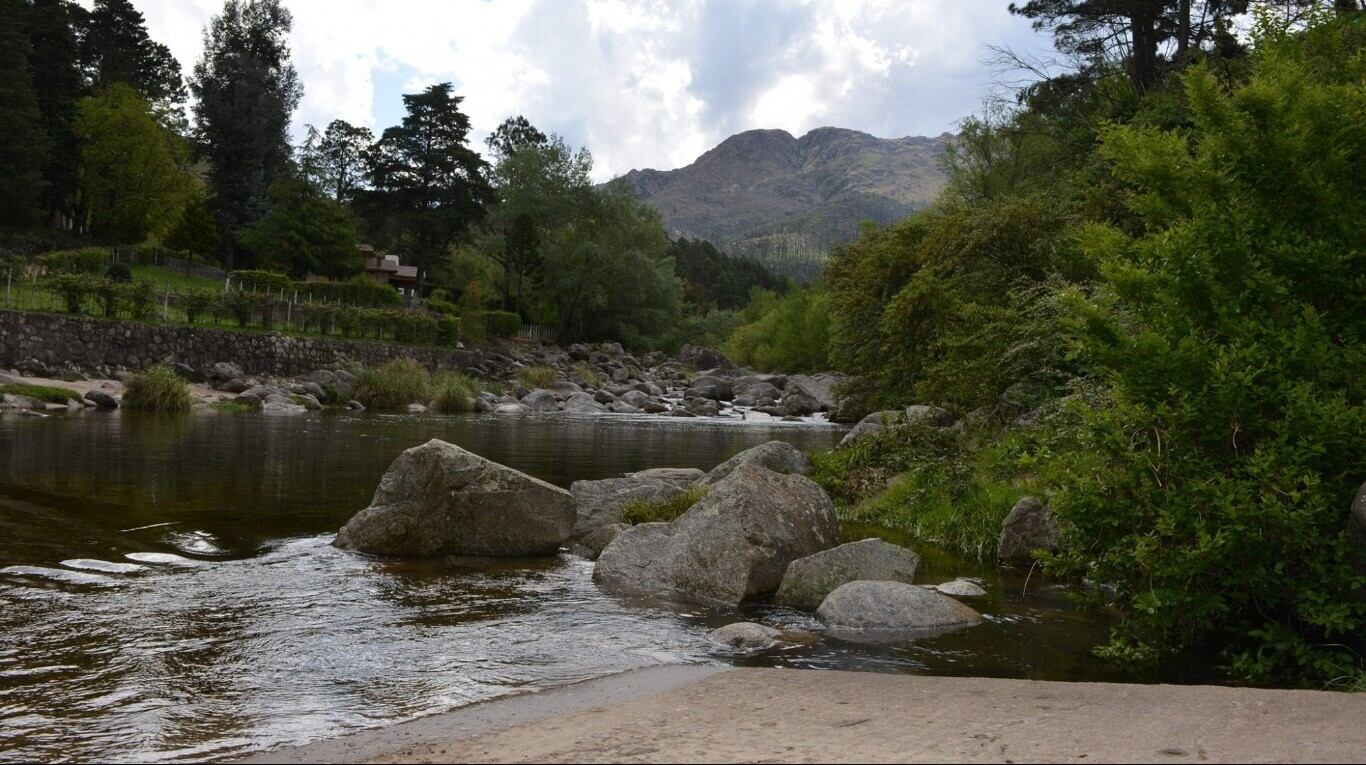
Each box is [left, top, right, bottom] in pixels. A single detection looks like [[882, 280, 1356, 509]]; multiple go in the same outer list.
[[707, 622, 782, 652], [774, 538, 921, 611], [817, 580, 982, 638], [595, 464, 838, 606], [934, 579, 987, 597], [997, 496, 1061, 563], [698, 440, 813, 487], [335, 439, 575, 557]]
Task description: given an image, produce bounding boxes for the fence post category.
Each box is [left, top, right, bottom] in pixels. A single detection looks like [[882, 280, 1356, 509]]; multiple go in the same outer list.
[[163, 287, 169, 321]]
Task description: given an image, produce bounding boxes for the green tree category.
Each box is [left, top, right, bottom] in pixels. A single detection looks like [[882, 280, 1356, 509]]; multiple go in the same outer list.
[[1046, 16, 1365, 682], [24, 0, 84, 227], [298, 118, 374, 202], [0, 0, 52, 229], [501, 212, 541, 315], [75, 83, 190, 244], [363, 83, 493, 290], [725, 286, 832, 373], [485, 114, 549, 161], [80, 0, 185, 112], [190, 0, 301, 269], [238, 177, 361, 279], [164, 188, 221, 257], [541, 184, 681, 345]]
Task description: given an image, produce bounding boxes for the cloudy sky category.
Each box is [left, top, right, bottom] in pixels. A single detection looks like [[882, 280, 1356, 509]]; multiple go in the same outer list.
[[131, 0, 1056, 181]]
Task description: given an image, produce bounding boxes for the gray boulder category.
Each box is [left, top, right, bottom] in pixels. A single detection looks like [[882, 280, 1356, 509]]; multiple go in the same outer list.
[[699, 440, 813, 487], [522, 388, 559, 412], [83, 390, 119, 409], [785, 374, 838, 410], [904, 405, 956, 427], [570, 522, 629, 560], [780, 391, 821, 417], [678, 344, 734, 371], [685, 398, 720, 417], [997, 496, 1061, 563], [217, 378, 250, 394], [335, 439, 575, 557], [632, 467, 706, 484], [570, 472, 699, 537], [686, 375, 733, 401], [595, 464, 839, 606], [838, 410, 899, 448], [775, 538, 921, 610], [494, 402, 529, 414], [707, 622, 782, 652], [934, 579, 987, 597], [563, 392, 607, 413], [817, 580, 983, 637], [207, 361, 244, 383]]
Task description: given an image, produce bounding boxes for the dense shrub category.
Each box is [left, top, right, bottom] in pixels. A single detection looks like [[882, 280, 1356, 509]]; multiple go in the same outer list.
[[429, 372, 480, 412], [104, 262, 132, 283], [484, 310, 520, 337], [39, 248, 107, 275], [301, 276, 401, 307], [1040, 21, 1366, 684], [230, 269, 292, 293], [45, 273, 96, 313], [180, 291, 215, 324], [352, 358, 431, 411], [724, 286, 831, 373], [122, 365, 192, 413]]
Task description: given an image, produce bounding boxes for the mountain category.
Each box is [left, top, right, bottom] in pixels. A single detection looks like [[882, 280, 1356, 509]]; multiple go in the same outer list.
[[618, 127, 950, 280]]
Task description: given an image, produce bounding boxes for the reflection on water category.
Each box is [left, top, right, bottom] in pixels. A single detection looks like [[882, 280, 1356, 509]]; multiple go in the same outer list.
[[0, 411, 1124, 763]]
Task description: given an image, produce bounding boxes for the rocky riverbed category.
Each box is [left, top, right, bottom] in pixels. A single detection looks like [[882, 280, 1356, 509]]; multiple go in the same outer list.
[[0, 341, 854, 422]]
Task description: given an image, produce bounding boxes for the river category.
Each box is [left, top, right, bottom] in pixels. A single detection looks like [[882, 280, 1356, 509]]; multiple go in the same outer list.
[[0, 410, 1131, 763]]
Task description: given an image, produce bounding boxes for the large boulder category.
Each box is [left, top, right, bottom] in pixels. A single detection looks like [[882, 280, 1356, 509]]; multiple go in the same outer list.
[[903, 405, 956, 427], [335, 439, 575, 557], [207, 361, 244, 383], [595, 464, 839, 606], [774, 538, 921, 610], [997, 496, 1061, 563], [784, 374, 839, 411], [563, 392, 607, 413], [817, 580, 982, 637], [838, 410, 900, 448], [698, 441, 813, 487], [83, 390, 119, 409], [685, 375, 733, 401], [569, 522, 629, 560], [570, 471, 699, 537], [707, 622, 781, 652], [522, 388, 559, 412], [678, 344, 735, 371]]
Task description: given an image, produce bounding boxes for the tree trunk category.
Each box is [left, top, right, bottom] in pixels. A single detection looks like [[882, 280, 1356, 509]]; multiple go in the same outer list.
[[1177, 0, 1191, 66], [1129, 15, 1159, 93]]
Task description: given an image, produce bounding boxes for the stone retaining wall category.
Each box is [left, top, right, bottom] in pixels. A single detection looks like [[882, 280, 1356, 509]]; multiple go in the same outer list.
[[0, 310, 493, 377]]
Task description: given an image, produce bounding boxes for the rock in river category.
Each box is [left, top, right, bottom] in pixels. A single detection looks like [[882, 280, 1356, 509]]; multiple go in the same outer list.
[[997, 496, 1061, 563], [594, 463, 838, 606], [707, 622, 781, 652], [817, 580, 982, 638], [570, 469, 700, 537], [697, 440, 813, 487], [775, 538, 921, 611], [335, 439, 576, 557]]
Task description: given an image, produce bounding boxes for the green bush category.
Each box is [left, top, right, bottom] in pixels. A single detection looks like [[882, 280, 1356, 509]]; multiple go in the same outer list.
[[122, 365, 192, 413], [302, 276, 401, 307], [435, 315, 461, 347], [516, 365, 557, 390], [573, 362, 604, 388], [622, 487, 707, 525], [429, 372, 480, 412], [231, 269, 292, 293], [1040, 24, 1366, 684], [122, 280, 156, 321], [220, 290, 255, 327], [724, 286, 831, 373], [484, 310, 520, 337], [39, 248, 107, 275], [180, 291, 215, 324], [104, 262, 132, 283], [352, 358, 431, 411], [45, 273, 96, 313]]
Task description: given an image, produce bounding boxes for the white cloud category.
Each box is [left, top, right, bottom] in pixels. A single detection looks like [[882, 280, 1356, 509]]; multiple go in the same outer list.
[[131, 0, 1053, 181]]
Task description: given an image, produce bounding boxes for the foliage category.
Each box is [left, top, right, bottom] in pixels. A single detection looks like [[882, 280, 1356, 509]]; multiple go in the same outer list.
[[0, 2, 51, 230], [658, 307, 743, 355], [180, 291, 215, 324], [297, 118, 373, 202], [724, 286, 831, 373], [230, 269, 292, 293], [361, 83, 493, 287], [484, 310, 520, 337], [670, 237, 787, 311], [238, 177, 361, 279], [299, 276, 401, 307], [622, 487, 707, 525], [573, 362, 604, 388], [163, 188, 221, 257], [104, 262, 132, 283], [485, 114, 549, 160], [429, 371, 480, 412], [80, 0, 186, 110], [190, 0, 301, 270], [352, 358, 430, 411], [76, 83, 191, 244], [122, 364, 192, 413], [516, 365, 557, 390], [22, 0, 83, 225], [0, 382, 77, 404], [40, 248, 107, 274], [45, 273, 96, 313], [1039, 23, 1366, 684]]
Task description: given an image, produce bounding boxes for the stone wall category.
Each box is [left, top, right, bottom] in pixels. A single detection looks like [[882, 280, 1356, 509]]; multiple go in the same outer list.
[[0, 310, 495, 377]]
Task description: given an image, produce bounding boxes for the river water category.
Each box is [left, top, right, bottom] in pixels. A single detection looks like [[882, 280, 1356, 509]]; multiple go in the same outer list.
[[0, 411, 1129, 763]]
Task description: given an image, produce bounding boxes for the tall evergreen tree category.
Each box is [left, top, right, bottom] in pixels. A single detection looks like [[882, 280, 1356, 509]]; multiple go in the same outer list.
[[190, 0, 302, 269], [298, 119, 374, 203], [364, 83, 493, 289], [0, 0, 50, 229], [24, 0, 84, 227], [485, 115, 549, 161], [81, 0, 185, 108]]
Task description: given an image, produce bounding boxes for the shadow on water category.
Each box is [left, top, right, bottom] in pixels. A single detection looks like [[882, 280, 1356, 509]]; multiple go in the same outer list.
[[0, 410, 1149, 763]]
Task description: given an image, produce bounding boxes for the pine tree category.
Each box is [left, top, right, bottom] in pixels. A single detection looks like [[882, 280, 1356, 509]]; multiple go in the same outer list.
[[24, 0, 84, 227], [0, 0, 50, 229]]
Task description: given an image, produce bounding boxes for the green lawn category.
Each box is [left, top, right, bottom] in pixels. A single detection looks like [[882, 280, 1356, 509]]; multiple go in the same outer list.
[[129, 264, 225, 293]]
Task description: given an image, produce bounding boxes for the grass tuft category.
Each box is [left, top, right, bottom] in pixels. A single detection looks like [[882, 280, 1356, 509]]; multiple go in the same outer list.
[[517, 364, 558, 390], [353, 358, 431, 411], [622, 487, 707, 525], [122, 365, 193, 413], [210, 400, 260, 413], [0, 382, 77, 404], [430, 372, 481, 412], [573, 362, 605, 388]]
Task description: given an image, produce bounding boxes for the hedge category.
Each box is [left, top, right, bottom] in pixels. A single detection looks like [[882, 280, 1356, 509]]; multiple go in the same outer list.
[[40, 248, 108, 275]]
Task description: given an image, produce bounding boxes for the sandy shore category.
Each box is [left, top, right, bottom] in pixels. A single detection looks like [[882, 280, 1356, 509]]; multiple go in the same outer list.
[[244, 666, 1366, 764]]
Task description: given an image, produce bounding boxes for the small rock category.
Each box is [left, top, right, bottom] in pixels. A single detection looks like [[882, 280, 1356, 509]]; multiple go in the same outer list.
[[934, 579, 987, 597], [775, 538, 921, 611], [707, 622, 782, 652], [83, 390, 119, 409], [817, 580, 983, 638], [406, 403, 428, 414], [997, 496, 1061, 563]]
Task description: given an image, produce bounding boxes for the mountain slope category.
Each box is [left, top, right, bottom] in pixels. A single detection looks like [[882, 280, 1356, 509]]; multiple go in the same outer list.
[[618, 127, 950, 280]]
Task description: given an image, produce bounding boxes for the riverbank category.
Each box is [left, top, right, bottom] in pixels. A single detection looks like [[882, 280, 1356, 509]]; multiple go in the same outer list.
[[246, 666, 1366, 763]]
